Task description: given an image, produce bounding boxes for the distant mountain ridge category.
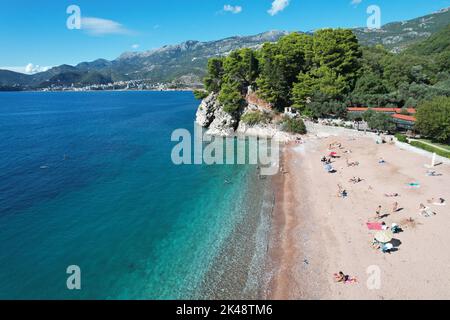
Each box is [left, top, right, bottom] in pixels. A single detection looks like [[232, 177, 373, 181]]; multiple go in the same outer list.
[[0, 30, 290, 90], [1, 8, 449, 90], [354, 6, 450, 53]]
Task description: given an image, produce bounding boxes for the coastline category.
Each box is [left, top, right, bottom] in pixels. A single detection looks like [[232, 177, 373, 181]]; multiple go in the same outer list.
[[194, 163, 275, 300], [266, 130, 450, 300]]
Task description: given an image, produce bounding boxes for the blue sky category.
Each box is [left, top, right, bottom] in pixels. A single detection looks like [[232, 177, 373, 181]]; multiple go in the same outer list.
[[1, 0, 449, 73]]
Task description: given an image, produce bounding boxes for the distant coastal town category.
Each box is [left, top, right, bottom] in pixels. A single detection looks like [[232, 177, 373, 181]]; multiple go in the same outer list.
[[38, 79, 199, 92]]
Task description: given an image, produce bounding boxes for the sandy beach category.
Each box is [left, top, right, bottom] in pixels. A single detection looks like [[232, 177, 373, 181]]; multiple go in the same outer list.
[[267, 130, 450, 300]]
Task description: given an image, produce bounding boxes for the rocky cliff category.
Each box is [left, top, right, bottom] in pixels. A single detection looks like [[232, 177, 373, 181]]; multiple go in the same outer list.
[[195, 90, 299, 142]]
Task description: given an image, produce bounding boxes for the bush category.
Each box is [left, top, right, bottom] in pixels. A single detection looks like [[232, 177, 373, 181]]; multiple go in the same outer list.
[[409, 141, 450, 159], [241, 111, 270, 126], [282, 117, 307, 134], [395, 133, 408, 143], [193, 90, 209, 100]]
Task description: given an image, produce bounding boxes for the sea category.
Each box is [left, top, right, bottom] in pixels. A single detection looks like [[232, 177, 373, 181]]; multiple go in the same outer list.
[[0, 91, 273, 299]]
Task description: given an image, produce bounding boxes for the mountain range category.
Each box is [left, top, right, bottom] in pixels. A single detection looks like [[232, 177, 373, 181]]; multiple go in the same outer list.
[[1, 7, 449, 90]]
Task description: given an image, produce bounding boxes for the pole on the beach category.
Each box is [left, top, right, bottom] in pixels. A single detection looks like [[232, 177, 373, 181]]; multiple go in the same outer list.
[[432, 153, 436, 167]]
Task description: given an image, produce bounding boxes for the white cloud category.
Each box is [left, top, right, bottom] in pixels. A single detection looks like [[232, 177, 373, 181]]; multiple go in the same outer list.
[[80, 17, 131, 36], [131, 44, 140, 49], [268, 0, 290, 16], [1, 64, 52, 74], [224, 4, 243, 14], [351, 0, 362, 6]]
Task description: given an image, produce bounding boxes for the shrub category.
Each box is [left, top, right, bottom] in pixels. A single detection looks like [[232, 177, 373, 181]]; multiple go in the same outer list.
[[282, 117, 307, 134], [193, 90, 209, 100], [395, 133, 408, 143], [241, 111, 270, 126]]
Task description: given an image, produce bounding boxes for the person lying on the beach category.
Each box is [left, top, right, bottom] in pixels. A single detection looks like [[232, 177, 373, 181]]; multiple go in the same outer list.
[[371, 239, 394, 253], [392, 202, 399, 213], [419, 203, 436, 217], [378, 158, 386, 164], [426, 170, 442, 177], [346, 159, 360, 167], [349, 177, 363, 184], [337, 184, 348, 198], [385, 193, 400, 198], [334, 271, 357, 284], [375, 205, 382, 220], [427, 198, 446, 206]]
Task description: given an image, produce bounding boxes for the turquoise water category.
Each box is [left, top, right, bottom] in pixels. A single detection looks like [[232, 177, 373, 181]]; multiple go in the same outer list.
[[0, 91, 272, 299]]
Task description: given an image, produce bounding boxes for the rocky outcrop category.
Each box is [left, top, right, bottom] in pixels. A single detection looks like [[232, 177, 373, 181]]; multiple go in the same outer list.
[[195, 93, 240, 136], [195, 91, 300, 142], [196, 93, 219, 127], [206, 107, 239, 136]]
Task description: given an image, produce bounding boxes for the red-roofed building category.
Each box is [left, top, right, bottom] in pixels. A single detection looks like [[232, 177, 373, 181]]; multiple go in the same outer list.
[[391, 114, 417, 130], [347, 107, 416, 115], [347, 107, 417, 130]]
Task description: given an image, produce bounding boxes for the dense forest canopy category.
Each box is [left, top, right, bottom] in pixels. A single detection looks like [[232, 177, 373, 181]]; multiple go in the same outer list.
[[202, 26, 450, 142]]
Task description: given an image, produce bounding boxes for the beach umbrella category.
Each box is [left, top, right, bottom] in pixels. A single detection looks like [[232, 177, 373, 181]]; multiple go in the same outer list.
[[374, 230, 394, 243]]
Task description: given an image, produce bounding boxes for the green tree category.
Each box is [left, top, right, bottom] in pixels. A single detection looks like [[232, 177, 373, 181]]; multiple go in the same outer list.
[[363, 110, 396, 132], [415, 96, 450, 143], [223, 48, 259, 88], [218, 81, 246, 114], [256, 33, 313, 110], [292, 66, 349, 110], [204, 58, 224, 93], [312, 29, 362, 87]]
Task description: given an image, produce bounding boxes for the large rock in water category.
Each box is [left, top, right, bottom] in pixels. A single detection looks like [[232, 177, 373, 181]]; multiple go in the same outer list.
[[195, 93, 219, 127]]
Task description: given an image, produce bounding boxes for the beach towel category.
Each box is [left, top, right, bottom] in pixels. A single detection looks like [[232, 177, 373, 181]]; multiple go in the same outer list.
[[407, 182, 420, 188], [367, 222, 383, 230]]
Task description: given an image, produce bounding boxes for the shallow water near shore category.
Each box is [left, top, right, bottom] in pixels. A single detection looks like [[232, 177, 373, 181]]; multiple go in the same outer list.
[[0, 91, 272, 299]]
